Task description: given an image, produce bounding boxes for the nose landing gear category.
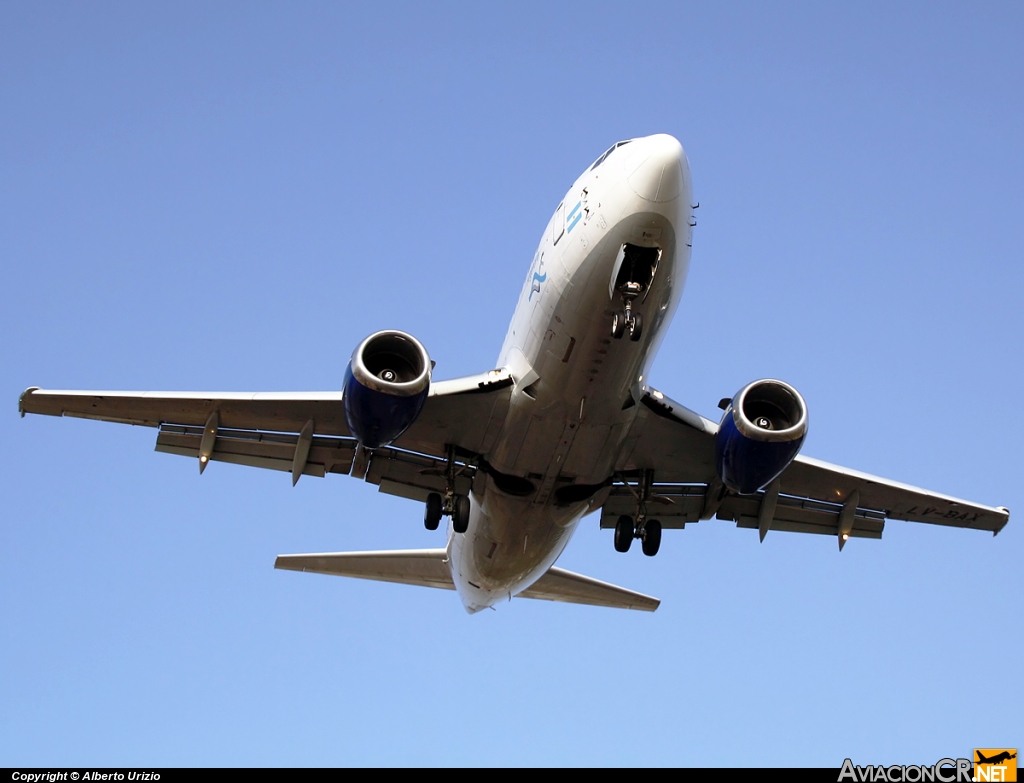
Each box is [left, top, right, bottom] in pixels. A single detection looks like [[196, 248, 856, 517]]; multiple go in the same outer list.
[[610, 243, 660, 342], [611, 282, 644, 342]]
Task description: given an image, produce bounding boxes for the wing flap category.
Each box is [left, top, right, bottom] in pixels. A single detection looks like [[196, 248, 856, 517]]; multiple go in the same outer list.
[[781, 456, 1009, 534], [599, 485, 705, 529], [597, 483, 885, 538], [274, 549, 455, 590], [518, 567, 660, 612], [366, 448, 474, 501], [155, 424, 357, 477], [718, 492, 885, 539]]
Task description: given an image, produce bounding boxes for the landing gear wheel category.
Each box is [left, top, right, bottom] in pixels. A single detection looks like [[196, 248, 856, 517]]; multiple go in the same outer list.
[[424, 492, 442, 530], [629, 312, 644, 342], [642, 519, 662, 556], [611, 310, 627, 339], [614, 515, 634, 553], [452, 495, 471, 534]]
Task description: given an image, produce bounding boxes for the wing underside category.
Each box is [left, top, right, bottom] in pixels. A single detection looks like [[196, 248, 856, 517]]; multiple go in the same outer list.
[[613, 386, 1009, 540], [18, 369, 513, 499], [18, 375, 1009, 544]]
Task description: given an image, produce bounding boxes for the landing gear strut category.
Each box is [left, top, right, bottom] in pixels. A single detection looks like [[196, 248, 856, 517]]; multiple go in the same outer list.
[[423, 445, 471, 534], [612, 469, 662, 556]]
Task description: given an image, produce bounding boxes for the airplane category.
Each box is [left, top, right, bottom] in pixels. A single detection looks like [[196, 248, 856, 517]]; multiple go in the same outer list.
[[976, 752, 1016, 765], [19, 133, 1010, 614]]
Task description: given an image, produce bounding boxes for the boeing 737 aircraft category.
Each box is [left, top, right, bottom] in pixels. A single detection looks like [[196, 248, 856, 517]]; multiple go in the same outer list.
[[19, 134, 1010, 613]]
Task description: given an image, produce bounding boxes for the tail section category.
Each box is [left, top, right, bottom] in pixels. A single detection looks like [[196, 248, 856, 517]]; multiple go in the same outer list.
[[275, 549, 660, 611]]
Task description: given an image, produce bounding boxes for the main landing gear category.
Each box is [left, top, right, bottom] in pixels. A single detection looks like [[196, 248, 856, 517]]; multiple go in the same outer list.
[[612, 468, 661, 556], [614, 515, 662, 556], [424, 492, 443, 530], [424, 445, 471, 534], [424, 492, 470, 533]]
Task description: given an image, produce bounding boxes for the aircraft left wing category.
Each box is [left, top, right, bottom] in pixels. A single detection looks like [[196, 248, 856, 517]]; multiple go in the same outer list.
[[612, 386, 1009, 541], [18, 368, 514, 492]]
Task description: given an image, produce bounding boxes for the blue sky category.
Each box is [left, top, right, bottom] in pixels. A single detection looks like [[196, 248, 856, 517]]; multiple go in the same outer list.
[[2, 2, 1021, 766]]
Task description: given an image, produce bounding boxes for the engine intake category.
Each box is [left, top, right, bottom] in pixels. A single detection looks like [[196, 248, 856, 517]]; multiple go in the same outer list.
[[715, 379, 807, 495], [343, 330, 431, 449]]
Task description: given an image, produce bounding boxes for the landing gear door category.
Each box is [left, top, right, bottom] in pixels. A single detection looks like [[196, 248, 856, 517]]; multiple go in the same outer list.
[[608, 245, 627, 300], [609, 243, 662, 302]]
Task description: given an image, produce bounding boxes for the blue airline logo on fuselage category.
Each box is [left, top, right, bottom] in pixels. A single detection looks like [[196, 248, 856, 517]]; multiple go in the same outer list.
[[529, 252, 546, 301]]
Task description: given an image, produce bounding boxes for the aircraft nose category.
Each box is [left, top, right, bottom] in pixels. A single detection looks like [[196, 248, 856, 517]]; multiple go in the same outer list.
[[623, 134, 685, 203]]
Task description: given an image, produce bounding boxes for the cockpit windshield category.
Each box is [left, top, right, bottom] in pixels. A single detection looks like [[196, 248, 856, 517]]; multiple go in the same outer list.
[[589, 139, 632, 171]]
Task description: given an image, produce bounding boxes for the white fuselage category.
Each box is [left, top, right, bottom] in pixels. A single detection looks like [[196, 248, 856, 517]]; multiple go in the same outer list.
[[447, 134, 694, 612]]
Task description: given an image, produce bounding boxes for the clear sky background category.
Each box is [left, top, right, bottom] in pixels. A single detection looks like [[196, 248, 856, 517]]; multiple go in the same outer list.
[[2, 2, 1021, 767]]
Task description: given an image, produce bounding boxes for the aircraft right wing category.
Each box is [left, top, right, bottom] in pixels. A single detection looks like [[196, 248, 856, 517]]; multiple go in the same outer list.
[[610, 386, 1009, 542]]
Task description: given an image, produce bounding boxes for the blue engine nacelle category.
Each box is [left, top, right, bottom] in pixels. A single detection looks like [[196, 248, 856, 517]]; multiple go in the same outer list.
[[715, 379, 808, 495], [343, 330, 431, 449]]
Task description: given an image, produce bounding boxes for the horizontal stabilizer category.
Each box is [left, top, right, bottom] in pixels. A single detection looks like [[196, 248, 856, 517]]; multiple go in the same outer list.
[[521, 567, 660, 611], [274, 549, 454, 590], [274, 549, 659, 611]]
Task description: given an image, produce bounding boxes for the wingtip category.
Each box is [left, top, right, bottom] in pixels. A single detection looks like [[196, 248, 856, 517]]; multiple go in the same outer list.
[[18, 387, 40, 417], [273, 555, 306, 572], [994, 506, 1010, 536]]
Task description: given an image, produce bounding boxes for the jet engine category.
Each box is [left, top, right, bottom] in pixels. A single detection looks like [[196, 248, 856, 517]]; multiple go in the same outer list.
[[343, 330, 431, 449], [715, 379, 808, 495]]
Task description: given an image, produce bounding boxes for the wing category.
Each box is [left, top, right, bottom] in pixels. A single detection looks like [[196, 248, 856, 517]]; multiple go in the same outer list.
[[18, 368, 513, 496], [609, 385, 1010, 542]]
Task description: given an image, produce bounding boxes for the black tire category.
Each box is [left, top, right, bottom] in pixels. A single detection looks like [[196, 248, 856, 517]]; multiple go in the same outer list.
[[614, 515, 634, 553], [424, 492, 442, 530], [611, 310, 627, 339], [452, 495, 471, 534], [629, 312, 644, 342], [642, 519, 662, 557]]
